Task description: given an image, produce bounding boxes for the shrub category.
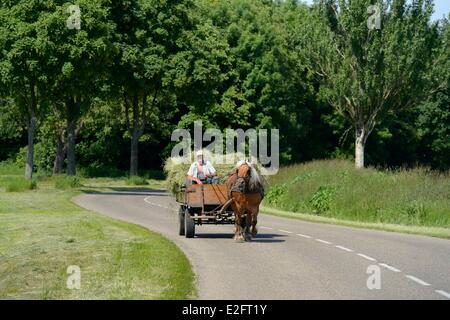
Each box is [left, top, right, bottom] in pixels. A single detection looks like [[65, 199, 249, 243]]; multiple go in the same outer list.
[[265, 184, 287, 205], [309, 185, 337, 214]]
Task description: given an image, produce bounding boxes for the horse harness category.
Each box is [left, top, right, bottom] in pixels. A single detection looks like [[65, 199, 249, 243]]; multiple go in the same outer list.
[[228, 172, 264, 199]]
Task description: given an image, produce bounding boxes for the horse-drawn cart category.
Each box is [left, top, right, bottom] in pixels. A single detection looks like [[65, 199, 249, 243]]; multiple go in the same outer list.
[[177, 184, 235, 238]]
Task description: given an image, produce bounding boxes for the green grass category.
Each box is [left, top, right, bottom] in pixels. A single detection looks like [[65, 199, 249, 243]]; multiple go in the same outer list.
[[264, 159, 450, 231], [125, 176, 149, 186], [54, 175, 82, 189], [0, 165, 195, 299], [0, 176, 37, 192]]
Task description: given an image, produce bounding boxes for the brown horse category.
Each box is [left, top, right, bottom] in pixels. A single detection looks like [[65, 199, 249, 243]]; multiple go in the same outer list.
[[226, 161, 264, 242]]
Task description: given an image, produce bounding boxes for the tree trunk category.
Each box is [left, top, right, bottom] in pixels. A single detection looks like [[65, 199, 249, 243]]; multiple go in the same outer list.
[[355, 127, 368, 169], [53, 131, 66, 175], [130, 131, 139, 176], [25, 115, 36, 180], [25, 86, 37, 180], [130, 94, 141, 176], [67, 118, 76, 176], [66, 96, 80, 176]]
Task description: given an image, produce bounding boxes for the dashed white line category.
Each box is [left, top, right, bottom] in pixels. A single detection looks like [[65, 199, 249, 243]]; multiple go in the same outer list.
[[379, 263, 401, 273], [357, 253, 377, 262], [335, 245, 353, 252], [260, 226, 273, 230], [315, 239, 331, 244], [296, 233, 312, 239], [435, 290, 450, 299], [406, 275, 431, 286], [278, 229, 293, 234]]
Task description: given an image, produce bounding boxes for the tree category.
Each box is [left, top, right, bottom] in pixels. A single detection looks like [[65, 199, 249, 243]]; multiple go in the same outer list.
[[416, 16, 450, 169], [180, 0, 315, 163], [40, 0, 115, 176], [110, 0, 197, 176], [0, 1, 51, 179], [305, 0, 438, 168]]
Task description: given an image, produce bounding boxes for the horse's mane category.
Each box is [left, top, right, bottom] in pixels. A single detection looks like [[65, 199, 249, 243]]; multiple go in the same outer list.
[[235, 160, 263, 191]]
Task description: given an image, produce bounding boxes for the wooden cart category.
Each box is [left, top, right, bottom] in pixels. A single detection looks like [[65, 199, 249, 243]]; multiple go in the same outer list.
[[177, 184, 235, 238]]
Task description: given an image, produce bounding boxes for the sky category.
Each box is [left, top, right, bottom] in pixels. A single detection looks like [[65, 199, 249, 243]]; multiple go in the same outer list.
[[300, 0, 450, 21]]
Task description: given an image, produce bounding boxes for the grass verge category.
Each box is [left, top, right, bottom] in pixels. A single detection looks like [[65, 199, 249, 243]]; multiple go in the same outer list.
[[263, 159, 450, 239], [261, 206, 450, 239], [0, 176, 195, 299]]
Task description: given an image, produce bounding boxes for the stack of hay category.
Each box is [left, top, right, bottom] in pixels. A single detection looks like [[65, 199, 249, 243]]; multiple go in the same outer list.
[[164, 151, 262, 195]]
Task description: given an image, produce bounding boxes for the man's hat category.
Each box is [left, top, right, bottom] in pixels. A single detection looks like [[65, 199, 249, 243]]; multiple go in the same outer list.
[[196, 150, 204, 157]]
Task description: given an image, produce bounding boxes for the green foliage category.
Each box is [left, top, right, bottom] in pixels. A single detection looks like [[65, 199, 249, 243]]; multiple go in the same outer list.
[[54, 176, 81, 189], [309, 185, 337, 214], [15, 142, 55, 174], [0, 0, 449, 176], [265, 184, 288, 206]]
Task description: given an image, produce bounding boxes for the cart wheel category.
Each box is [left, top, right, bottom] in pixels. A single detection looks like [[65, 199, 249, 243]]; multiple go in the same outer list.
[[178, 206, 185, 236], [185, 209, 195, 238]]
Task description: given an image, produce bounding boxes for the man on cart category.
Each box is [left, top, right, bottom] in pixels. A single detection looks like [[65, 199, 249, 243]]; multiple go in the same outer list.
[[186, 150, 219, 185]]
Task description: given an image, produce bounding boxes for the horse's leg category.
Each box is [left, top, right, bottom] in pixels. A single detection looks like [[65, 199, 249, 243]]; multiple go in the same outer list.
[[251, 207, 259, 237], [234, 213, 245, 242], [244, 208, 253, 241]]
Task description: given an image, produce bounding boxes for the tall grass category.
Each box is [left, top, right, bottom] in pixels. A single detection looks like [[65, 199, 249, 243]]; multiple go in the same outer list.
[[54, 175, 81, 189], [0, 160, 22, 176], [0, 176, 37, 192], [265, 159, 450, 228], [125, 176, 149, 186]]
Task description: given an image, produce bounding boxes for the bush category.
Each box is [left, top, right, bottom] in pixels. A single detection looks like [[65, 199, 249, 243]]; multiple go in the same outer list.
[[54, 176, 81, 189], [309, 185, 337, 214], [265, 184, 287, 205], [125, 176, 149, 186], [16, 142, 55, 174]]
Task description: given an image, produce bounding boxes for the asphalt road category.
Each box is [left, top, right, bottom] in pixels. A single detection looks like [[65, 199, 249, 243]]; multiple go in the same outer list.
[[73, 189, 450, 300]]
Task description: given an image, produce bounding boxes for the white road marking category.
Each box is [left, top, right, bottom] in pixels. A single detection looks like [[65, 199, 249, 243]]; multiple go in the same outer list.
[[357, 253, 377, 262], [406, 275, 431, 286], [435, 290, 450, 299], [296, 233, 312, 239], [278, 229, 293, 234], [379, 263, 401, 273], [315, 239, 331, 244], [144, 196, 176, 211], [260, 226, 273, 230], [335, 245, 353, 252]]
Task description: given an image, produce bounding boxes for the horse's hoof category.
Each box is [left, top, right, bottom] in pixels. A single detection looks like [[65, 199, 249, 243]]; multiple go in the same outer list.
[[244, 233, 252, 241], [233, 234, 245, 242]]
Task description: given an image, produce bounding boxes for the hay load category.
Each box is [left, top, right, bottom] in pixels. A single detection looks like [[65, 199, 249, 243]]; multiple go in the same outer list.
[[163, 151, 263, 195]]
